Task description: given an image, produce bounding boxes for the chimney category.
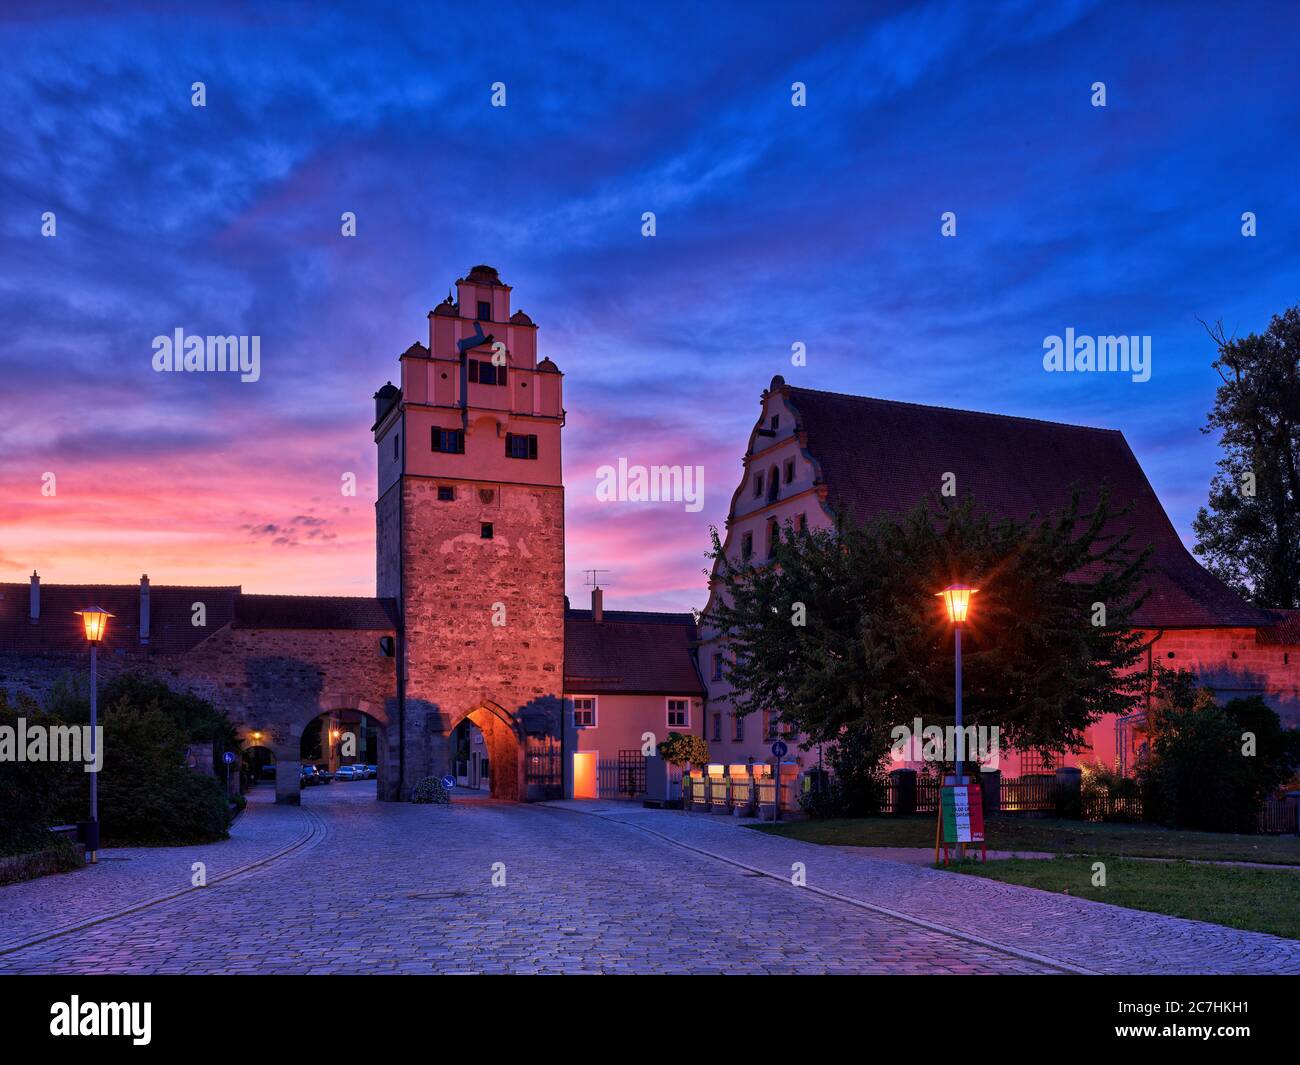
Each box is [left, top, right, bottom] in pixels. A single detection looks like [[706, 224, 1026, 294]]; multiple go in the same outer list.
[[591, 586, 603, 624], [140, 574, 151, 645], [29, 570, 39, 623]]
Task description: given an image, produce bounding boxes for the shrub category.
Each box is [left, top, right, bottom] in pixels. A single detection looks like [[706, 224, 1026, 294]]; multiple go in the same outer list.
[[411, 776, 451, 804], [657, 732, 709, 769], [0, 690, 81, 856]]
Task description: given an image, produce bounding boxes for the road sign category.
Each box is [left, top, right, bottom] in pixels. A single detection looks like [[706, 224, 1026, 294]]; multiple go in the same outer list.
[[441, 775, 456, 789], [223, 751, 236, 765], [771, 739, 788, 759]]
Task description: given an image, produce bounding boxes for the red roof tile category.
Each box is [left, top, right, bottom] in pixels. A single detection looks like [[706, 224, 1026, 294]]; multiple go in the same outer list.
[[781, 385, 1275, 629], [564, 609, 704, 695]]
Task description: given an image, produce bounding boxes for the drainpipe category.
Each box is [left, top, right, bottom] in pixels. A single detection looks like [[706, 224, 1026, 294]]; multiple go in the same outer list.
[[397, 411, 407, 801]]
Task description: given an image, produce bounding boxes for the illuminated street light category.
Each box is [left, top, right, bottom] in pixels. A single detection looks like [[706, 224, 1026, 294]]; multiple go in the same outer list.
[[74, 606, 114, 863]]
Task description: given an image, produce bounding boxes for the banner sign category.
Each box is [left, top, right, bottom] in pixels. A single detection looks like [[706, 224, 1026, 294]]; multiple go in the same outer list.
[[940, 782, 985, 844]]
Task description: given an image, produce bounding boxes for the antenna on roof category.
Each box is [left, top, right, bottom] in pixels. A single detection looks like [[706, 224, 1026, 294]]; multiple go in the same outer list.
[[583, 569, 610, 588]]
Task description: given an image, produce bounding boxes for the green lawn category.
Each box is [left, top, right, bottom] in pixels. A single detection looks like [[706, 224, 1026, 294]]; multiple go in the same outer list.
[[954, 856, 1300, 940], [751, 815, 1300, 864]]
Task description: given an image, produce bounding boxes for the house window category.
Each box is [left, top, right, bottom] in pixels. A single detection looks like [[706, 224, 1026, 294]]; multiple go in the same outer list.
[[763, 712, 778, 739], [797, 513, 807, 533], [767, 518, 779, 558], [477, 300, 492, 321], [753, 472, 763, 497], [766, 467, 779, 503], [393, 433, 399, 460], [741, 532, 753, 559], [480, 522, 493, 539], [784, 458, 795, 484], [711, 713, 722, 742], [771, 415, 779, 431], [572, 696, 596, 728], [667, 698, 689, 728], [711, 653, 724, 681], [505, 433, 538, 460], [437, 486, 454, 502], [732, 713, 744, 742], [469, 359, 507, 386], [432, 427, 465, 453]]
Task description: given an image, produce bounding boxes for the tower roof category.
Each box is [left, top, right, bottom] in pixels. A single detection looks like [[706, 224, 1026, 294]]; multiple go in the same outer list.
[[462, 264, 504, 286]]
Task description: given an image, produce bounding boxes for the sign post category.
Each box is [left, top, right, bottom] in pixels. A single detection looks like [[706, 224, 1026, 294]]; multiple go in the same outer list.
[[770, 739, 788, 822]]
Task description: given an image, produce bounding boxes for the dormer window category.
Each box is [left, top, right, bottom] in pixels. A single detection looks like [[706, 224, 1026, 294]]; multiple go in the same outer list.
[[477, 300, 492, 321]]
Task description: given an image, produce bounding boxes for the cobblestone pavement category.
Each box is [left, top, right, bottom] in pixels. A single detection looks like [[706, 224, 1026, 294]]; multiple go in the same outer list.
[[553, 802, 1300, 975], [0, 786, 1051, 974]]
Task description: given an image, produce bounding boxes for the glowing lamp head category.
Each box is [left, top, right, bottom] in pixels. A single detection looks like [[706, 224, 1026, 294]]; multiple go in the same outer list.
[[75, 606, 114, 644], [936, 584, 978, 625]]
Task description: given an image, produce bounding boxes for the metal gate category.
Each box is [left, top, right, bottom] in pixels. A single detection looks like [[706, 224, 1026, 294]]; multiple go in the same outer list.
[[525, 735, 562, 800], [617, 750, 646, 797]]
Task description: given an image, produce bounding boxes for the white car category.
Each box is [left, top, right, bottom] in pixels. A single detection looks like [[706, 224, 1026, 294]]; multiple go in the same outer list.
[[335, 765, 360, 781]]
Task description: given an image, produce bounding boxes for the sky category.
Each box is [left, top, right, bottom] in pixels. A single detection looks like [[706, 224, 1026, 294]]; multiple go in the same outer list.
[[1, 0, 1298, 613]]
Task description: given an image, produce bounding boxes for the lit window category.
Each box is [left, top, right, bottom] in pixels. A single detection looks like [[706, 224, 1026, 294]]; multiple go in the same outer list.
[[572, 697, 596, 728], [667, 698, 689, 728]]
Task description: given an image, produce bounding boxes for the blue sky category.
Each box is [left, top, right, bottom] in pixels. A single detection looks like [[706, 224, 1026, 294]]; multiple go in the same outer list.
[[1, 0, 1297, 610]]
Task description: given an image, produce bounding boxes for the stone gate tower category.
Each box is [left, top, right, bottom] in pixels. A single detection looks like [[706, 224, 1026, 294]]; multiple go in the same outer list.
[[373, 265, 566, 801]]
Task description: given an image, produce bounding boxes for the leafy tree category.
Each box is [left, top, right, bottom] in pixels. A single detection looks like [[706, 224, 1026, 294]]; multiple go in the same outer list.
[[1192, 309, 1300, 608], [657, 732, 709, 769], [1137, 668, 1300, 832], [0, 690, 81, 857], [706, 491, 1150, 772]]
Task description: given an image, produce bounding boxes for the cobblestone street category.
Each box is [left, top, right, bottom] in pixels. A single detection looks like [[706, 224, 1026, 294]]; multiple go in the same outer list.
[[0, 786, 1294, 975]]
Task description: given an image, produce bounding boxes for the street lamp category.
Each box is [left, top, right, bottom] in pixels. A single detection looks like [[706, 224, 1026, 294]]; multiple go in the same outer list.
[[74, 606, 113, 863], [935, 585, 977, 781]]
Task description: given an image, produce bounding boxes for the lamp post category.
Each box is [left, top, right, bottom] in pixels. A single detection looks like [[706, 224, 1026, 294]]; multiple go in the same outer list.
[[75, 606, 113, 864], [935, 585, 977, 780]]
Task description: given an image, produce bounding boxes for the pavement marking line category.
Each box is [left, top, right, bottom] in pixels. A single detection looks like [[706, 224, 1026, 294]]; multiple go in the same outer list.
[[0, 805, 328, 958], [539, 804, 1096, 975]]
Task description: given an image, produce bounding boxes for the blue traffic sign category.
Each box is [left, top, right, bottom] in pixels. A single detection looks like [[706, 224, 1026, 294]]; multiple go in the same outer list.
[[223, 751, 237, 764], [771, 739, 788, 759], [441, 775, 456, 789]]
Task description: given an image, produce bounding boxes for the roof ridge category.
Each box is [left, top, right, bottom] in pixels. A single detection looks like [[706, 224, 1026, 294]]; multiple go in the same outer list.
[[784, 385, 1124, 436]]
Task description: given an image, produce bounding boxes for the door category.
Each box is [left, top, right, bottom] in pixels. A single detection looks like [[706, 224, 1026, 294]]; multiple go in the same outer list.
[[572, 752, 598, 799]]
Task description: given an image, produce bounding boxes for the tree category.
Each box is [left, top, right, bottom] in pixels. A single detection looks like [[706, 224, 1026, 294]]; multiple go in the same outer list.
[[706, 490, 1151, 770], [1137, 668, 1300, 832], [657, 732, 709, 770], [1192, 309, 1300, 608]]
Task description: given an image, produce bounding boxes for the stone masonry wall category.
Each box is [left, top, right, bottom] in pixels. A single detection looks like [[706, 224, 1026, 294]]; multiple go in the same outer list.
[[398, 476, 566, 799]]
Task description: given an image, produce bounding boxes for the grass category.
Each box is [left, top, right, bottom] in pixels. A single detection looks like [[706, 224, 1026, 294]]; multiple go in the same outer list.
[[750, 815, 1300, 864], [954, 856, 1300, 940]]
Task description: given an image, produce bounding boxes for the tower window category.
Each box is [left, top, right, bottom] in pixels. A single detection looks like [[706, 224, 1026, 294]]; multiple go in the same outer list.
[[767, 518, 779, 558], [753, 472, 763, 497], [784, 458, 795, 484], [432, 427, 465, 453], [477, 300, 492, 321], [741, 532, 753, 559], [505, 433, 538, 460], [772, 415, 780, 431], [393, 433, 399, 460], [437, 486, 454, 502], [468, 359, 507, 386], [480, 522, 494, 539], [766, 466, 779, 503]]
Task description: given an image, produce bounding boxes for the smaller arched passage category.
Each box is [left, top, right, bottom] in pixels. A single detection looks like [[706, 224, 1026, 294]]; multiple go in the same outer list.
[[448, 702, 524, 802], [241, 744, 277, 790], [265, 699, 391, 805]]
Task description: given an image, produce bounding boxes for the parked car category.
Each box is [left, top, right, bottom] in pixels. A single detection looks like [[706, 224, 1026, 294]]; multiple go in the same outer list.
[[335, 765, 359, 781], [314, 764, 334, 783], [365, 765, 378, 779], [300, 764, 320, 787]]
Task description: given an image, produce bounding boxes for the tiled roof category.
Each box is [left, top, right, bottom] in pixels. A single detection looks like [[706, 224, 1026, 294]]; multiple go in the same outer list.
[[0, 583, 396, 655], [0, 582, 238, 654], [564, 609, 704, 695], [1257, 610, 1300, 645], [780, 384, 1276, 629], [232, 594, 397, 631]]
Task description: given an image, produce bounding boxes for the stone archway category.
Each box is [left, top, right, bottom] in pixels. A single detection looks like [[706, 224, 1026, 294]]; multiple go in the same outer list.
[[264, 695, 392, 805], [448, 701, 525, 802]]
